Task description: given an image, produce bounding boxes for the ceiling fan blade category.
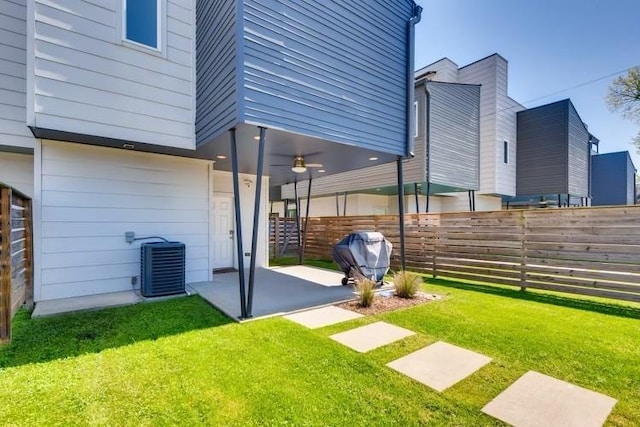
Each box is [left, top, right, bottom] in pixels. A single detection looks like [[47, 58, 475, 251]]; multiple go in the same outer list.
[[270, 164, 291, 167], [306, 163, 324, 168], [271, 152, 322, 158]]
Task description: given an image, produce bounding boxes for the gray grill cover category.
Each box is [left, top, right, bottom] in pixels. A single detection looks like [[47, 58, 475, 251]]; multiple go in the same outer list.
[[332, 232, 392, 282]]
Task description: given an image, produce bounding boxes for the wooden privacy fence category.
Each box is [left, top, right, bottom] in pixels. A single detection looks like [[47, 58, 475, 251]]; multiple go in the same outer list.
[[278, 206, 640, 303], [0, 185, 33, 342], [269, 216, 300, 258]]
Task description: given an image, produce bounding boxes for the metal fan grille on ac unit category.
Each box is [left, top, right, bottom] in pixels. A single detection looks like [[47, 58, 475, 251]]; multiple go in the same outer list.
[[140, 242, 186, 297]]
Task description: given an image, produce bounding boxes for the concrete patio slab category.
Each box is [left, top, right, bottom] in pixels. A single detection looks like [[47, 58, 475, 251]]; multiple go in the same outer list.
[[284, 306, 364, 329], [386, 341, 492, 392], [190, 267, 357, 320], [330, 321, 415, 353], [482, 371, 617, 427], [33, 291, 144, 317], [270, 265, 345, 287]]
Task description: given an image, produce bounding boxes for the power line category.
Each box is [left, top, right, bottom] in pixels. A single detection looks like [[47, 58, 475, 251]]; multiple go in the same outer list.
[[518, 65, 639, 108], [469, 64, 640, 119]]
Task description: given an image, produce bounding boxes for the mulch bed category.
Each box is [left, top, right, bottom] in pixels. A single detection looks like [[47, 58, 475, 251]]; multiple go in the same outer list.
[[336, 291, 442, 315]]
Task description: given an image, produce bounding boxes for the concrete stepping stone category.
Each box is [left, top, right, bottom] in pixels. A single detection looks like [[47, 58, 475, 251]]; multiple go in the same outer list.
[[386, 341, 492, 392], [283, 306, 363, 329], [482, 371, 617, 427], [330, 321, 415, 353]]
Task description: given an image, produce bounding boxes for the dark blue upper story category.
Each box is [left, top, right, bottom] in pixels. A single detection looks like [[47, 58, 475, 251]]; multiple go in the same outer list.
[[196, 0, 420, 157], [591, 151, 637, 206], [516, 99, 592, 198]]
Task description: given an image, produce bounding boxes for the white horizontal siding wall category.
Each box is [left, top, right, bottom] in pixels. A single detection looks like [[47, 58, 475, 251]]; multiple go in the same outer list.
[[459, 55, 499, 195], [439, 193, 502, 212], [415, 58, 459, 83], [495, 96, 523, 196], [37, 141, 210, 301], [281, 154, 424, 200], [294, 194, 391, 217], [0, 152, 33, 197], [31, 0, 195, 149], [0, 0, 33, 150]]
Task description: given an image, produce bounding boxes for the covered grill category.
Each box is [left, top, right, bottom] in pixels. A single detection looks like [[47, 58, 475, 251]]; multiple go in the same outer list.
[[332, 232, 393, 286]]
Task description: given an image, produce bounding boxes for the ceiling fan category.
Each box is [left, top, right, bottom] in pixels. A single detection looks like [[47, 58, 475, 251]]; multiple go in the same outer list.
[[271, 155, 323, 174]]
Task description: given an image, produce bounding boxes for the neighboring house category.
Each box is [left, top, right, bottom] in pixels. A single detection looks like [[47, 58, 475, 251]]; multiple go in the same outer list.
[[515, 99, 596, 206], [591, 151, 637, 206], [0, 0, 419, 305], [278, 53, 524, 215]]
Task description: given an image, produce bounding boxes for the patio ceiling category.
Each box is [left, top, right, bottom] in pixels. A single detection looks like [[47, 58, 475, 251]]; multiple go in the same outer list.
[[195, 124, 400, 187]]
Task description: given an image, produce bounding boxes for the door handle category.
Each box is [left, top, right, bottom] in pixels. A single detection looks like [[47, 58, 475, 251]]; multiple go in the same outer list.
[[228, 230, 234, 240]]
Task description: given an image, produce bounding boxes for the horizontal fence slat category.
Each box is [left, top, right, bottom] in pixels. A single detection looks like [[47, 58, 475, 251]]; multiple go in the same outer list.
[[526, 258, 640, 274], [524, 282, 640, 303]]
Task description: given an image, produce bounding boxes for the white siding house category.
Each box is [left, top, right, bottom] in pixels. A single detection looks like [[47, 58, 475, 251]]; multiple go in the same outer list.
[[458, 54, 524, 198], [37, 141, 211, 300], [29, 0, 196, 149]]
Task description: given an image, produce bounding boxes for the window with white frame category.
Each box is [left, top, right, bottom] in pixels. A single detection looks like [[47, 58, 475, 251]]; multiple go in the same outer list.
[[123, 0, 161, 50], [414, 101, 419, 137]]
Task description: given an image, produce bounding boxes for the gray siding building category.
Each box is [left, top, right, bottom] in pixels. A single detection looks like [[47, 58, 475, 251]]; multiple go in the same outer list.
[[279, 79, 481, 208], [516, 99, 592, 198], [591, 151, 637, 206], [426, 81, 481, 191], [196, 0, 421, 186]]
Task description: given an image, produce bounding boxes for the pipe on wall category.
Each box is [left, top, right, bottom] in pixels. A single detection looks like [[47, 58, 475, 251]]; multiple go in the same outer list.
[[405, 4, 423, 158]]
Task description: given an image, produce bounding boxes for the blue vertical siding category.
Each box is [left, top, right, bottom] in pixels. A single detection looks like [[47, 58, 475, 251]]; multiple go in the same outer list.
[[516, 100, 569, 195], [427, 82, 480, 190], [592, 151, 636, 205], [196, 0, 238, 145], [241, 0, 414, 156]]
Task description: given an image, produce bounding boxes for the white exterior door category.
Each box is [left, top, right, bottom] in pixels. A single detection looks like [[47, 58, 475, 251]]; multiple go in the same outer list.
[[212, 195, 235, 269]]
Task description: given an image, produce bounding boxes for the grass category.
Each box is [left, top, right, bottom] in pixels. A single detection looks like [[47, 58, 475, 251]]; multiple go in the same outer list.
[[0, 284, 639, 425], [0, 296, 230, 369]]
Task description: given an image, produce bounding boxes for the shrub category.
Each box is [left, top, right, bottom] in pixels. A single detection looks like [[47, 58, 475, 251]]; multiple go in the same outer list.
[[393, 271, 423, 299], [354, 277, 376, 308]]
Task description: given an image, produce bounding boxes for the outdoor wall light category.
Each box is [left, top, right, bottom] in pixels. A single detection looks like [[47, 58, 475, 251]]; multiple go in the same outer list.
[[369, 156, 378, 161], [216, 155, 227, 159]]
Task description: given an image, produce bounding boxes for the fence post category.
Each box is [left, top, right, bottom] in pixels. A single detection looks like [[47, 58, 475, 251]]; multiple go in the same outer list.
[[520, 210, 527, 291], [0, 187, 12, 342], [432, 215, 438, 279], [272, 216, 279, 259], [23, 198, 34, 310]]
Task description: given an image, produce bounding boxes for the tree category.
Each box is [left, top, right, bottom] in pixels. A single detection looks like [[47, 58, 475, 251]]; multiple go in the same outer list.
[[607, 67, 640, 151]]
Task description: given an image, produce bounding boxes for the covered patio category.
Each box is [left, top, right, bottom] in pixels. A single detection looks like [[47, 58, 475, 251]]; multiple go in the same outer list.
[[189, 266, 363, 320]]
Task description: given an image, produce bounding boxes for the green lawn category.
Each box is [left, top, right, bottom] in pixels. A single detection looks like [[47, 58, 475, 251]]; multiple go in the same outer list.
[[1, 281, 639, 426]]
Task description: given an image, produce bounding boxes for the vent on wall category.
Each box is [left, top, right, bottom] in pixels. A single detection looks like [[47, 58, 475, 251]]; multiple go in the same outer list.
[[140, 242, 186, 297]]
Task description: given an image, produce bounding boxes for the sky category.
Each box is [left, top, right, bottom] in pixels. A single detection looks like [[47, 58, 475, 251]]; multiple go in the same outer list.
[[414, 0, 640, 169]]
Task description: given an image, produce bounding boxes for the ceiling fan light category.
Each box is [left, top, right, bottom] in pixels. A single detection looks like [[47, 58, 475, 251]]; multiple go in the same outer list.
[[292, 156, 306, 173]]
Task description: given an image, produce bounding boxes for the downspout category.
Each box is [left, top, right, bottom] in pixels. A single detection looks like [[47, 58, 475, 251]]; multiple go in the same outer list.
[[405, 3, 423, 158], [425, 84, 431, 210]]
